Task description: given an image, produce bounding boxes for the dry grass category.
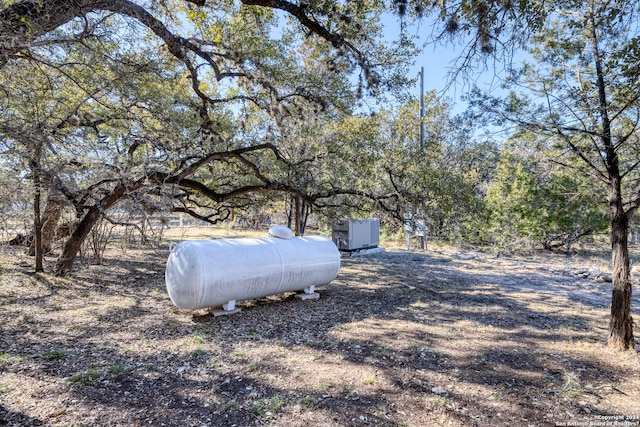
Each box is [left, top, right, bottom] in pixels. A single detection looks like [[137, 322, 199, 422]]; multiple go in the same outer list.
[[1, 227, 639, 426]]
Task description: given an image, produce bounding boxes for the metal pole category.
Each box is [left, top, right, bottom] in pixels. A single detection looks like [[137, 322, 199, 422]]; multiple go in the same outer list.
[[419, 66, 424, 150]]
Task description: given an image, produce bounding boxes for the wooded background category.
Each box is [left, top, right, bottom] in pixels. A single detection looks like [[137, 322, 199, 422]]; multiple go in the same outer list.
[[1, 0, 638, 349]]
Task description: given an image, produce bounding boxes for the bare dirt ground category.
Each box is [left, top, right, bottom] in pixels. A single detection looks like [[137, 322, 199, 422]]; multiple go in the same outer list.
[[1, 229, 640, 427]]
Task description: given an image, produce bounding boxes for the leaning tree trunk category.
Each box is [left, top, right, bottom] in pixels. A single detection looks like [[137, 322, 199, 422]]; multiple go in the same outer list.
[[52, 206, 102, 276], [52, 185, 126, 276], [608, 181, 634, 350]]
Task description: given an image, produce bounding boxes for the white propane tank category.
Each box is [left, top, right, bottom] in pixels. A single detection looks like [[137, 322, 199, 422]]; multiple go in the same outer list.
[[165, 234, 340, 311]]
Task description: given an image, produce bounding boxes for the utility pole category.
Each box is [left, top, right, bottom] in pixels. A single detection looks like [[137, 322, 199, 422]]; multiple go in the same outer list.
[[418, 66, 424, 149]]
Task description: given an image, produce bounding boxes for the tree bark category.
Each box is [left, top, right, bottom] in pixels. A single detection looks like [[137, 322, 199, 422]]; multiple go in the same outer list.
[[608, 181, 635, 350], [28, 191, 65, 256], [52, 185, 126, 276], [300, 202, 309, 236], [52, 206, 101, 276], [32, 159, 43, 272], [294, 194, 301, 236]]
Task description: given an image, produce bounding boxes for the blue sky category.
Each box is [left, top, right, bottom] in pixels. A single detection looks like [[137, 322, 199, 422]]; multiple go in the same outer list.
[[381, 14, 479, 116], [382, 14, 516, 118]]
